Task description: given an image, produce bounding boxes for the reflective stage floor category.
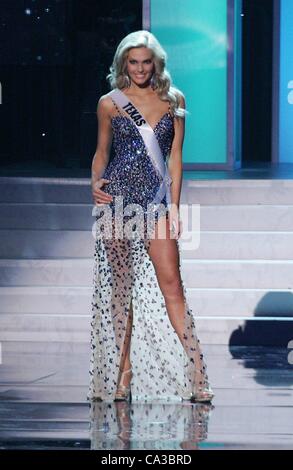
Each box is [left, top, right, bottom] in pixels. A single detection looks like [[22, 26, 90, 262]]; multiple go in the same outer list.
[[0, 344, 292, 450]]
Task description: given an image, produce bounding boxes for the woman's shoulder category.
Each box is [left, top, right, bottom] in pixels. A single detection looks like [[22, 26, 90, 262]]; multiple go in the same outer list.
[[97, 92, 116, 112]]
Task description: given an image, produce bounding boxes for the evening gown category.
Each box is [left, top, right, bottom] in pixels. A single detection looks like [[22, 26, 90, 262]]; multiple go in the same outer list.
[[87, 88, 212, 402]]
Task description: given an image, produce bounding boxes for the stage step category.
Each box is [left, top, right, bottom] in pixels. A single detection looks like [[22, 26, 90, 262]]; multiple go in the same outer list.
[[0, 229, 293, 260], [1, 202, 293, 231], [1, 258, 293, 289], [0, 176, 293, 347], [2, 176, 293, 205]]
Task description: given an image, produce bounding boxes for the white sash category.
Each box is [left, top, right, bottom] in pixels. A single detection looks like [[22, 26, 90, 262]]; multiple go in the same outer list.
[[108, 88, 172, 208]]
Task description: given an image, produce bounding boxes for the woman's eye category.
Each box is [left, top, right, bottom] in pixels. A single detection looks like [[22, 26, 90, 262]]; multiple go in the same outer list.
[[129, 60, 152, 64]]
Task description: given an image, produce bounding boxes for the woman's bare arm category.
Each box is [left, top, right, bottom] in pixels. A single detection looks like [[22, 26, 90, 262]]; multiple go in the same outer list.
[[91, 95, 113, 205], [168, 93, 185, 209]]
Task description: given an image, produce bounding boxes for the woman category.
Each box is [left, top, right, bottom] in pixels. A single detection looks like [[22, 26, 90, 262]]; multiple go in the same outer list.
[[88, 30, 214, 403]]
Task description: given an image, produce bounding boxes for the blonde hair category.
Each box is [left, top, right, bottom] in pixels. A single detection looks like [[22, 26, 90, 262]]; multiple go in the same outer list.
[[106, 30, 187, 118]]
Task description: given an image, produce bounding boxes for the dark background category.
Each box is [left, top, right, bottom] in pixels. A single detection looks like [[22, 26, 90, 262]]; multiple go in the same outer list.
[[0, 0, 142, 176], [241, 0, 274, 166], [0, 0, 275, 176]]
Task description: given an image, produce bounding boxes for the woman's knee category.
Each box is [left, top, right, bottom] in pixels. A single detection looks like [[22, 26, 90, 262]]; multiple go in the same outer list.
[[160, 275, 184, 300]]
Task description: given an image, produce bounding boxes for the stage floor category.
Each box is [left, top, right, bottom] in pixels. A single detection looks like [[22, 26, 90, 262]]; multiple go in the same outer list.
[[0, 344, 292, 450]]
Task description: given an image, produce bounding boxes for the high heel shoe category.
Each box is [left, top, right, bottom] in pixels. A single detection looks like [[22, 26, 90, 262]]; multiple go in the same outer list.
[[191, 365, 215, 403], [115, 367, 132, 401], [190, 386, 215, 403]]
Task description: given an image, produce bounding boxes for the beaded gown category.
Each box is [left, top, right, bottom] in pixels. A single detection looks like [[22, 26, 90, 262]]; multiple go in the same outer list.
[[87, 88, 211, 402]]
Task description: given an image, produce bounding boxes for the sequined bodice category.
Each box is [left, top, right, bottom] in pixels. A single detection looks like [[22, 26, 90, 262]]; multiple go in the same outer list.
[[111, 112, 174, 160], [102, 111, 174, 213]]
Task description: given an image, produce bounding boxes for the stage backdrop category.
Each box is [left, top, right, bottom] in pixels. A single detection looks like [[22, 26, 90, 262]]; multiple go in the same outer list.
[[148, 0, 242, 168], [278, 0, 293, 163]]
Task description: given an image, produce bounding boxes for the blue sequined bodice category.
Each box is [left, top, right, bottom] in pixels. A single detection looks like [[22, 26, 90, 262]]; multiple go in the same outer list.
[[103, 112, 174, 212]]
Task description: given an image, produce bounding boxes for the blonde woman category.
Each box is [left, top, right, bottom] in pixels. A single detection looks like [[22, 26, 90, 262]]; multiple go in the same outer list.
[[88, 30, 214, 403]]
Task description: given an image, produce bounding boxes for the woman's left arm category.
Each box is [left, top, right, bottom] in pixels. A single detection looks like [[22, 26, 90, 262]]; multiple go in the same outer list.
[[167, 93, 185, 238]]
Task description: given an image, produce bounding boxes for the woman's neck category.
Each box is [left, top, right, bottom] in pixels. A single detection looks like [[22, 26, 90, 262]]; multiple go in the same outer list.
[[123, 84, 156, 97]]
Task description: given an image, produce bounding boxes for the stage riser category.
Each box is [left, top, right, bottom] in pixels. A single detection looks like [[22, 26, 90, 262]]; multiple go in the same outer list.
[[1, 177, 293, 347], [1, 203, 293, 231], [0, 314, 292, 346], [0, 286, 293, 316], [2, 178, 293, 205], [1, 259, 293, 289], [0, 230, 293, 259]]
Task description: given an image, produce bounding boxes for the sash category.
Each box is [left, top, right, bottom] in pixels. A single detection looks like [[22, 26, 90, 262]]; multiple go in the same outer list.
[[108, 88, 172, 208]]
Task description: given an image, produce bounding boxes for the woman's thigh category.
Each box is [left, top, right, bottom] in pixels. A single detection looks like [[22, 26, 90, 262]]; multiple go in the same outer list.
[[146, 215, 184, 297]]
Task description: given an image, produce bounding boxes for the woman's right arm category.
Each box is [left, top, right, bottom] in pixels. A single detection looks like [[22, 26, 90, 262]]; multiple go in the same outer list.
[[91, 95, 114, 205]]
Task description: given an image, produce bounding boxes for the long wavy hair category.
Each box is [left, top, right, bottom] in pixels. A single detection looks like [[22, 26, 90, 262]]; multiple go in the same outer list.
[[106, 30, 187, 118]]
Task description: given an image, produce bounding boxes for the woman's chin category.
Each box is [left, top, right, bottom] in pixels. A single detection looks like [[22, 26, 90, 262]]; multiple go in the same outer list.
[[131, 77, 151, 87]]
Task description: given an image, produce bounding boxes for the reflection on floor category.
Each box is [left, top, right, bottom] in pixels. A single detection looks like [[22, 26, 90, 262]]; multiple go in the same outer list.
[[0, 343, 292, 450]]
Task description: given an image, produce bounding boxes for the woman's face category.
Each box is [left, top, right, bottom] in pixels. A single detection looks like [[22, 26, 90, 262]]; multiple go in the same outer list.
[[126, 47, 154, 87]]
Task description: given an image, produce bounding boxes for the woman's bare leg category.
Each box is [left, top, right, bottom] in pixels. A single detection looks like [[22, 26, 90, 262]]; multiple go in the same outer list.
[[146, 214, 209, 392], [119, 298, 133, 371], [116, 298, 133, 394], [147, 215, 188, 343]]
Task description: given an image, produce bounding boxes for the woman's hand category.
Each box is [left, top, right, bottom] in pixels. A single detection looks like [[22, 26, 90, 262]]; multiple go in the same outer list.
[[169, 204, 183, 240], [92, 178, 113, 206]]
